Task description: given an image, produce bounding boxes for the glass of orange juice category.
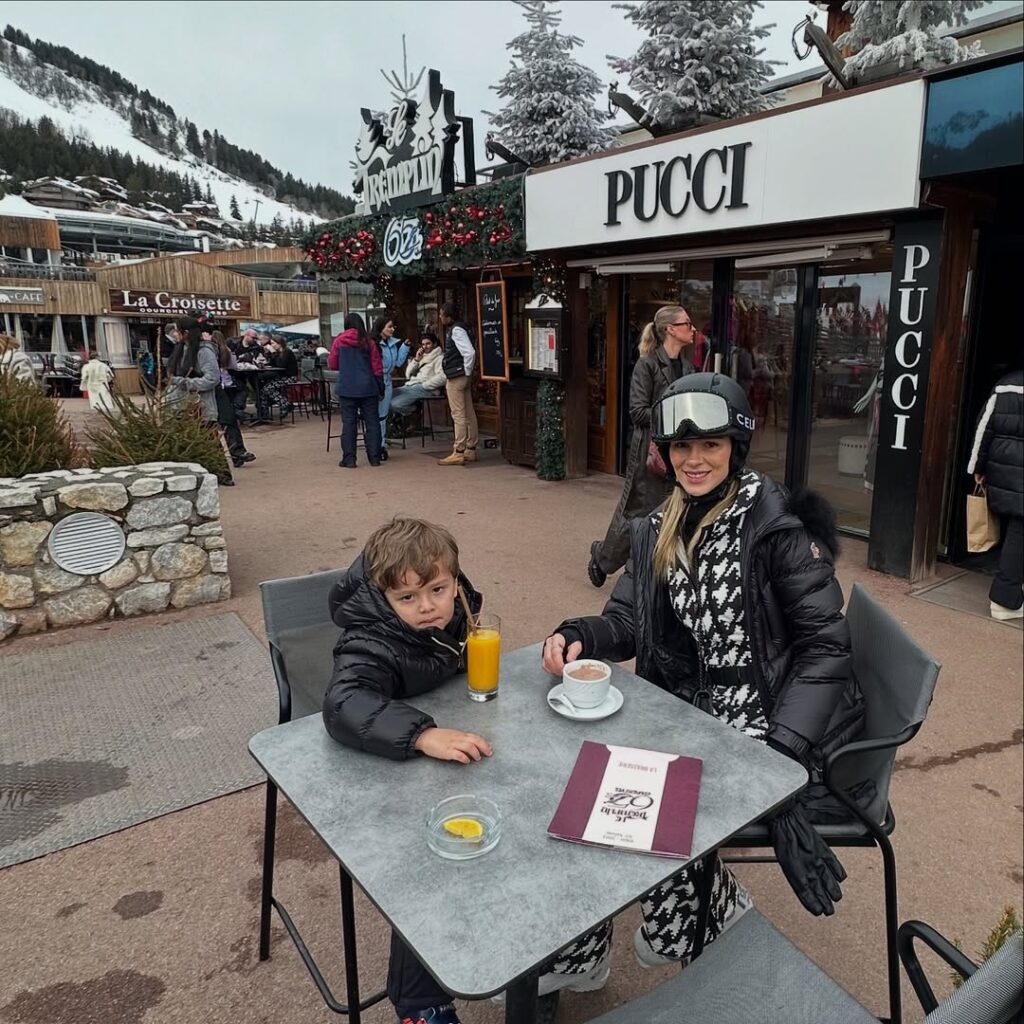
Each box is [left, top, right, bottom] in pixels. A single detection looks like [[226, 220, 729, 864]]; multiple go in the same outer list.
[[466, 613, 501, 702]]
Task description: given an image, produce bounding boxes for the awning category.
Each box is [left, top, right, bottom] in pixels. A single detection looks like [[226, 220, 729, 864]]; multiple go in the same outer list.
[[280, 318, 319, 336]]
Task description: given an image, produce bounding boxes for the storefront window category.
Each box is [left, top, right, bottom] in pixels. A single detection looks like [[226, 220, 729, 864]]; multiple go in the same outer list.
[[807, 262, 890, 534], [17, 313, 56, 354], [587, 276, 609, 432], [730, 266, 799, 483]]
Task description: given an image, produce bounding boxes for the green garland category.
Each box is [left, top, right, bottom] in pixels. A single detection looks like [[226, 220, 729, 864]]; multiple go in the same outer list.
[[535, 379, 566, 481], [304, 177, 525, 279]]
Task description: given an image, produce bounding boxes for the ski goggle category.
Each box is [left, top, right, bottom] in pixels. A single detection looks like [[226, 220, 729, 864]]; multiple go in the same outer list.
[[651, 391, 753, 441]]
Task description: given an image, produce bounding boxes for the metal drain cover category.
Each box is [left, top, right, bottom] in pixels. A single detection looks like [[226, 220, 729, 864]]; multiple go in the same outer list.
[[47, 512, 126, 575]]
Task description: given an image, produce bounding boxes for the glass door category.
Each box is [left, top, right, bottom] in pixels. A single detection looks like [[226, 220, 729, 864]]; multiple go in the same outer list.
[[728, 266, 800, 483], [807, 258, 891, 534]]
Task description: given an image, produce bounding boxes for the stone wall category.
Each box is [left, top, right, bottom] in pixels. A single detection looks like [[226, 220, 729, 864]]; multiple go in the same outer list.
[[0, 463, 230, 642]]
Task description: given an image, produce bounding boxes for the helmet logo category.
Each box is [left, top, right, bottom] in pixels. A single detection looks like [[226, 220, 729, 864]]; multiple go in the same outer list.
[[736, 412, 756, 431]]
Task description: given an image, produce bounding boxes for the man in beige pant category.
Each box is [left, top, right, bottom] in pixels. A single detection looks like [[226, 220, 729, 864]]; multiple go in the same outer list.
[[437, 302, 478, 465]]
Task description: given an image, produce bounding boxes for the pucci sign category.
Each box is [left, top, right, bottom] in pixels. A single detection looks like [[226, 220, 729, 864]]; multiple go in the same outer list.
[[0, 286, 44, 305], [525, 80, 927, 251], [108, 289, 253, 318], [382, 216, 424, 267], [352, 69, 460, 216]]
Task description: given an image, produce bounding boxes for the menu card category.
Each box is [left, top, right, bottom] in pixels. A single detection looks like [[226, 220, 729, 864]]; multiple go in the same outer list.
[[547, 741, 702, 858]]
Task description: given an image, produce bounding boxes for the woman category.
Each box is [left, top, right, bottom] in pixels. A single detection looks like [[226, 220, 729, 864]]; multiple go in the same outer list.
[[544, 373, 864, 972], [390, 331, 446, 417], [372, 316, 410, 460], [261, 335, 299, 419], [587, 305, 695, 588], [0, 334, 36, 384], [79, 352, 116, 413], [166, 317, 234, 486], [327, 312, 384, 468], [208, 329, 256, 468], [968, 365, 1024, 620]]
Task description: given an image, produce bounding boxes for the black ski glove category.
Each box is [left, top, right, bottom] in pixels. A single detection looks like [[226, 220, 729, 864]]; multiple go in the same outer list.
[[767, 798, 846, 916]]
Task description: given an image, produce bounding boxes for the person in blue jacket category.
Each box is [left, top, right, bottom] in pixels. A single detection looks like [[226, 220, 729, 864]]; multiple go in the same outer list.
[[372, 316, 409, 461]]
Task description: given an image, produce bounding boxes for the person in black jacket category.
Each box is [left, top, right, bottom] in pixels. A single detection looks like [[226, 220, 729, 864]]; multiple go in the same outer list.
[[587, 305, 693, 587], [968, 367, 1024, 619], [322, 517, 490, 1024], [544, 374, 864, 973]]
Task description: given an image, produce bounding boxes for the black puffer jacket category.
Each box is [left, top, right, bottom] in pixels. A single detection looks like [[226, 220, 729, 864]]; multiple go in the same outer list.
[[557, 474, 863, 771], [968, 369, 1023, 518], [322, 555, 482, 760]]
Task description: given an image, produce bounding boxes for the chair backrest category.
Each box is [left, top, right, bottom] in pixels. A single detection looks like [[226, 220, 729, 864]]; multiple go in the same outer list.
[[925, 931, 1023, 1024], [834, 583, 942, 821], [260, 569, 345, 723]]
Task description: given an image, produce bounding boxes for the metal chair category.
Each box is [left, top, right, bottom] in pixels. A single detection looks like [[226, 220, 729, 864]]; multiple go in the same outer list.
[[899, 921, 1022, 1024], [722, 583, 942, 1024], [258, 570, 386, 1020], [584, 910, 1022, 1024]]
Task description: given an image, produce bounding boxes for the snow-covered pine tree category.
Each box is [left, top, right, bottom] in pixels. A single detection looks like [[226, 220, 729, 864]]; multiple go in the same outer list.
[[609, 1, 778, 132], [486, 0, 613, 165], [229, 194, 241, 219], [837, 1, 985, 82]]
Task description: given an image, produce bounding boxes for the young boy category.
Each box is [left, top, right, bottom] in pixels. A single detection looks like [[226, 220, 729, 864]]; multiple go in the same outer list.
[[322, 516, 491, 1024]]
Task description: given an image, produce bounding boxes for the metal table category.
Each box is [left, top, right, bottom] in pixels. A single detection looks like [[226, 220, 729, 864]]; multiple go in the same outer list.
[[233, 366, 286, 425], [248, 643, 807, 1023]]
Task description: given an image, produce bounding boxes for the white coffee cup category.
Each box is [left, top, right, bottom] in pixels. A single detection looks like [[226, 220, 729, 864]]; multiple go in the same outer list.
[[561, 659, 611, 709]]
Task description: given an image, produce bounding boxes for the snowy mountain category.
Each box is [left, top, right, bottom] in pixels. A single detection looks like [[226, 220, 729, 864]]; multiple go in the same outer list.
[[0, 28, 351, 229]]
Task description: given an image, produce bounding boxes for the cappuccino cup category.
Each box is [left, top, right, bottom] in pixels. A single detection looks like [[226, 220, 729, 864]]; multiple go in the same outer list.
[[561, 659, 611, 709]]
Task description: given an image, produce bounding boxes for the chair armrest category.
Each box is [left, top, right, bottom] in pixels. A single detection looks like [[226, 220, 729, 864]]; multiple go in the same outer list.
[[269, 642, 293, 724], [822, 724, 920, 788], [897, 919, 977, 1014]]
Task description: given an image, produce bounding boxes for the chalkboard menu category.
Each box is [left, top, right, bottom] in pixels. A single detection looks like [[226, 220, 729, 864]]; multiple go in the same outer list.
[[475, 280, 510, 382]]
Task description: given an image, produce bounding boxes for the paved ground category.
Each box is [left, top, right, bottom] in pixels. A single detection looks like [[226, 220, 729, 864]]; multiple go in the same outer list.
[[1, 401, 1021, 1024]]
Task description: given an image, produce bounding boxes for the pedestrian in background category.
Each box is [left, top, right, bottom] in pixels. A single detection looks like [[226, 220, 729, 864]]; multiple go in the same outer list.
[[0, 334, 36, 385], [587, 305, 694, 587], [372, 315, 409, 459], [327, 312, 384, 468], [437, 302, 478, 466], [968, 366, 1024, 620]]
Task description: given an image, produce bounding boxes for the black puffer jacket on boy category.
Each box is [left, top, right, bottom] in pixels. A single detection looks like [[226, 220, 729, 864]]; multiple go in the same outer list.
[[556, 474, 863, 773], [322, 555, 482, 760]]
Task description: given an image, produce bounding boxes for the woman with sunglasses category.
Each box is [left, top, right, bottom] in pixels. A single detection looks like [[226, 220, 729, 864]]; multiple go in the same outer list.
[[544, 372, 865, 975], [587, 305, 695, 588]]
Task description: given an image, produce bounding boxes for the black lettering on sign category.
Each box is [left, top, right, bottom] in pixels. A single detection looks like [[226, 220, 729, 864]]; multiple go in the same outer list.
[[475, 280, 510, 382]]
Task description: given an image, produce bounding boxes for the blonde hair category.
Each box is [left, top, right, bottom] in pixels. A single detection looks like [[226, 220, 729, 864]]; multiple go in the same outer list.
[[364, 516, 460, 591], [653, 478, 739, 578], [0, 334, 20, 355], [638, 305, 686, 358]]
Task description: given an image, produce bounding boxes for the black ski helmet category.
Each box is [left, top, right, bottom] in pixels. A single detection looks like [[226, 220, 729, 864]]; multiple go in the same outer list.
[[651, 373, 755, 472]]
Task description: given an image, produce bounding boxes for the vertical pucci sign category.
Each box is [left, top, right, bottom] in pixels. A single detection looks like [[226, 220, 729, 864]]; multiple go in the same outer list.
[[869, 217, 944, 578]]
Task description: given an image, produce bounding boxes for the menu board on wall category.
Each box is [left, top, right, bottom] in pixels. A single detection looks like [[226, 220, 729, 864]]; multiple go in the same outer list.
[[475, 281, 510, 382]]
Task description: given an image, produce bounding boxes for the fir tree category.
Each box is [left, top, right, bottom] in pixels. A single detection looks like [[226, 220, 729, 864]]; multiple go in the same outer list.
[[184, 120, 202, 158], [610, 1, 778, 132], [229, 193, 241, 219], [486, 0, 613, 166], [837, 1, 985, 81]]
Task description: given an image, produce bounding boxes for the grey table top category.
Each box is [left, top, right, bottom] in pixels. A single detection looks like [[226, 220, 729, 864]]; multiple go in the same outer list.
[[248, 642, 807, 999]]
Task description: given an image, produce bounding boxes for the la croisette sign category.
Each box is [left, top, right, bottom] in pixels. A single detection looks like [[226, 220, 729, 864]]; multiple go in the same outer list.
[[107, 289, 253, 318]]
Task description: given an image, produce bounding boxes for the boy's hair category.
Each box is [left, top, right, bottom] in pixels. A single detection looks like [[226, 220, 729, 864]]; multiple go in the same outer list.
[[364, 517, 460, 591]]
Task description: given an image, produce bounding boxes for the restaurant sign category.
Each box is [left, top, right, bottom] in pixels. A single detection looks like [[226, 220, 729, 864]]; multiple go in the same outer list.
[[352, 68, 460, 216], [0, 285, 44, 305], [108, 289, 252, 318]]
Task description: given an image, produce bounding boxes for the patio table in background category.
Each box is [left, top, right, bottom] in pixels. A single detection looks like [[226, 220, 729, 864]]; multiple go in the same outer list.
[[233, 365, 286, 425], [248, 642, 807, 1024]]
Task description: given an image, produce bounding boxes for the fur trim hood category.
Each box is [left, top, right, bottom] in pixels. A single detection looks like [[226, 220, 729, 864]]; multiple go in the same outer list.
[[746, 473, 841, 558]]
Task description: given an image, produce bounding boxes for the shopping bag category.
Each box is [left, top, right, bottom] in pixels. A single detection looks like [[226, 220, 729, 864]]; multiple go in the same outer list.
[[966, 484, 1000, 553]]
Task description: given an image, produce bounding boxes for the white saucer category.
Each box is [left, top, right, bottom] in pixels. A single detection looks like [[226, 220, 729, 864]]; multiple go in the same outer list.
[[547, 683, 624, 721]]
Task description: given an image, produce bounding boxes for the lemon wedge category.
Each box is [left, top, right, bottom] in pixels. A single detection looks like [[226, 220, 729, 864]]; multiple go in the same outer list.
[[443, 816, 484, 841]]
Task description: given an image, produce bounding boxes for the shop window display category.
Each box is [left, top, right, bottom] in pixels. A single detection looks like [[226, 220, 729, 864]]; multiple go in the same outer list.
[[808, 262, 890, 534]]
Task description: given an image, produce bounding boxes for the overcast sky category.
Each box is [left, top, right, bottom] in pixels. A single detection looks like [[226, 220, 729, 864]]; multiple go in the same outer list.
[[7, 1, 1018, 196]]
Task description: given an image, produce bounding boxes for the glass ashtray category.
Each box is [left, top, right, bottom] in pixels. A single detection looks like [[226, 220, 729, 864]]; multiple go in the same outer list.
[[426, 795, 502, 861]]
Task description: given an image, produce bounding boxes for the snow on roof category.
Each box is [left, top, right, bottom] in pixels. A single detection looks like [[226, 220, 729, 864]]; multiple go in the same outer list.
[[0, 193, 60, 220]]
